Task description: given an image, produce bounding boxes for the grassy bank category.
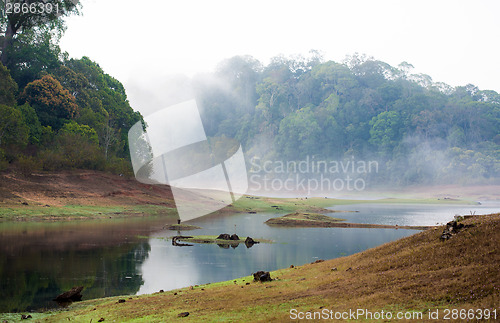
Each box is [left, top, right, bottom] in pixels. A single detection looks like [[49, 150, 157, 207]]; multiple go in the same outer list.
[[229, 195, 478, 215], [0, 204, 177, 221], [0, 169, 483, 222], [18, 213, 498, 322], [0, 193, 477, 223]]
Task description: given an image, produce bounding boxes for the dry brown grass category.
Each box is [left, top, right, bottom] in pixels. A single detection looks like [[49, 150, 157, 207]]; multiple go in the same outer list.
[[41, 213, 500, 322]]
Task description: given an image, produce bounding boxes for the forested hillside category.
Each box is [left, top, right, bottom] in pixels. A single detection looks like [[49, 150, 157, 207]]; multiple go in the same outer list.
[[0, 2, 498, 186], [0, 2, 142, 175], [194, 53, 500, 185]]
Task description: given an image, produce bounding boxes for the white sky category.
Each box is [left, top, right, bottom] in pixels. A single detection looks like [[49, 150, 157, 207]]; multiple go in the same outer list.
[[60, 0, 500, 115]]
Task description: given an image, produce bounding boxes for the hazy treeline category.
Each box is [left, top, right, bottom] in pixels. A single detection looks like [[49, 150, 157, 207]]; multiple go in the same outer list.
[[0, 0, 498, 185], [194, 53, 500, 185]]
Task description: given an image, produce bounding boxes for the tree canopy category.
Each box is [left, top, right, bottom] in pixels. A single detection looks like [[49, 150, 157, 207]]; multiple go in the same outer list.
[[194, 53, 500, 185], [0, 1, 142, 175]]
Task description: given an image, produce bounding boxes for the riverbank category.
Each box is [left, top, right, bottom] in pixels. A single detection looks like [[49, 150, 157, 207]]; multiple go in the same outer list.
[[0, 169, 487, 222], [16, 213, 498, 322]]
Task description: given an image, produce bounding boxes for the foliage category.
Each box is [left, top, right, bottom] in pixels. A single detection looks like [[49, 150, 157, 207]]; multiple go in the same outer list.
[[195, 54, 500, 184], [0, 0, 80, 67], [16, 154, 40, 176], [4, 26, 63, 88], [21, 74, 78, 129], [0, 104, 28, 153], [0, 0, 142, 174], [60, 121, 99, 144], [0, 63, 18, 106], [17, 103, 42, 145], [0, 1, 497, 183]]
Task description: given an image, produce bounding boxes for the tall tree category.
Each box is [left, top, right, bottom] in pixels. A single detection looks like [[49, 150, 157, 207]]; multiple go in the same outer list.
[[21, 74, 78, 129], [0, 0, 80, 65]]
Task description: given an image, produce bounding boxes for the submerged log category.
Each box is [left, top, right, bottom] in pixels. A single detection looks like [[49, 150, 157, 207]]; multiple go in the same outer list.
[[172, 236, 193, 247]]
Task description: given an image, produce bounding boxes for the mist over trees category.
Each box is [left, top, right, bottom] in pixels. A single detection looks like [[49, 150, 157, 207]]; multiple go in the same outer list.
[[0, 0, 498, 186], [195, 53, 500, 185]]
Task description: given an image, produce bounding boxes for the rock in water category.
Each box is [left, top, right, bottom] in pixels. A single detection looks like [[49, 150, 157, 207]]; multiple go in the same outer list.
[[216, 233, 231, 240], [53, 286, 84, 302], [244, 236, 259, 248]]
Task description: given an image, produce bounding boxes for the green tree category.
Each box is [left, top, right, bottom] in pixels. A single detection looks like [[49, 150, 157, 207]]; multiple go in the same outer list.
[[275, 106, 322, 159], [5, 27, 63, 88], [17, 103, 42, 145], [0, 104, 28, 151], [63, 57, 142, 158], [59, 121, 98, 144], [21, 74, 78, 129], [0, 0, 80, 66], [369, 111, 403, 155], [0, 63, 17, 106]]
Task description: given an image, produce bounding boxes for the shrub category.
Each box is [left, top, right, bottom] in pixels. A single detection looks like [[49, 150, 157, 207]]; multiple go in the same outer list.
[[105, 157, 134, 176], [16, 155, 40, 176]]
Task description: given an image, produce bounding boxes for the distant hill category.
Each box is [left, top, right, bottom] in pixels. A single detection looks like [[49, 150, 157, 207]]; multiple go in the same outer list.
[[194, 54, 500, 186]]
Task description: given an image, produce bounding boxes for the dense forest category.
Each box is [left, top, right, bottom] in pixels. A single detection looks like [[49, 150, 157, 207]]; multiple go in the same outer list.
[[0, 1, 142, 175], [0, 2, 498, 186], [194, 53, 500, 185]]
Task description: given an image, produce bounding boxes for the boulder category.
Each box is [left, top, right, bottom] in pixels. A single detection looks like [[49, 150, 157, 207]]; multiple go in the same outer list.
[[244, 236, 259, 248], [253, 271, 272, 282], [216, 233, 231, 240], [54, 286, 83, 302], [440, 219, 468, 240]]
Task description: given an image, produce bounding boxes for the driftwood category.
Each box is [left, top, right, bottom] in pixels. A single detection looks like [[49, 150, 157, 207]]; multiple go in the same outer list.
[[53, 286, 83, 302], [172, 236, 193, 247]]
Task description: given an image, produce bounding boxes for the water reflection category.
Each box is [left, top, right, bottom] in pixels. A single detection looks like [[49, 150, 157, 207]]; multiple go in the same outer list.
[[3, 203, 495, 312], [136, 212, 416, 294], [328, 203, 500, 226], [0, 217, 170, 312]]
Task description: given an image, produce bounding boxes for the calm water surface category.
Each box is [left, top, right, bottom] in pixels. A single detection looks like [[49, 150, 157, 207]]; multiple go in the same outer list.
[[1, 202, 498, 312]]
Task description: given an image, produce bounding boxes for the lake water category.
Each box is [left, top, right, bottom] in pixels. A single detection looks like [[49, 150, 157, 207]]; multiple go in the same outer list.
[[1, 202, 499, 312], [328, 202, 500, 226]]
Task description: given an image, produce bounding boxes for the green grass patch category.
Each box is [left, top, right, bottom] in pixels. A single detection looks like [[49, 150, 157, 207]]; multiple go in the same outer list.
[[228, 196, 478, 216], [0, 205, 177, 221], [265, 212, 345, 227], [165, 224, 202, 230]]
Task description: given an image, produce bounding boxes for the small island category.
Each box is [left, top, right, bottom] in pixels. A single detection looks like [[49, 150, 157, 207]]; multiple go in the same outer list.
[[165, 224, 202, 231], [265, 212, 346, 227], [265, 212, 432, 230], [169, 234, 272, 248]]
